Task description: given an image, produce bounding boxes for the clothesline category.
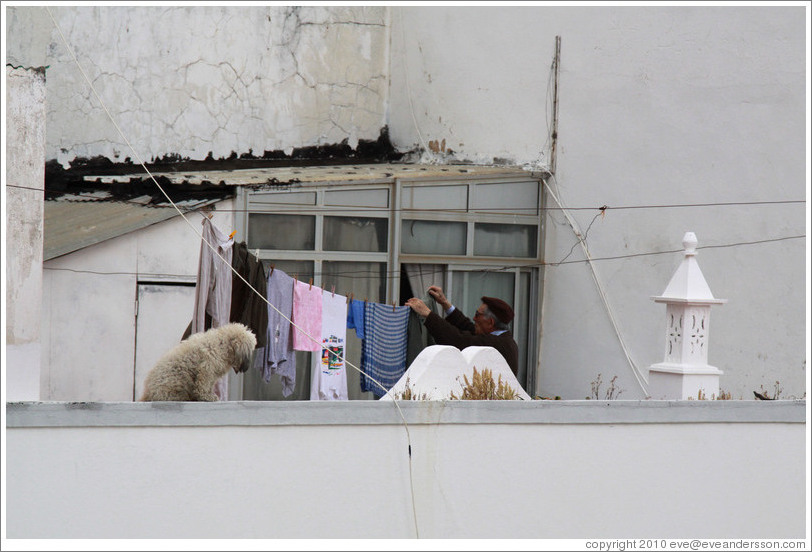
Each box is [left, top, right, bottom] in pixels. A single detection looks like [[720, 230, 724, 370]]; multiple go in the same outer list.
[[193, 217, 417, 401], [267, 264, 401, 311]]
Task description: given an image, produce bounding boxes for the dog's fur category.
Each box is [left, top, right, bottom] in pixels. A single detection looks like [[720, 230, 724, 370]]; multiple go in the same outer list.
[[140, 323, 256, 401]]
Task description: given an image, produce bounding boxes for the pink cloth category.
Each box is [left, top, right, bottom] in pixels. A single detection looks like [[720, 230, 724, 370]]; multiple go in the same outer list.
[[292, 280, 322, 351]]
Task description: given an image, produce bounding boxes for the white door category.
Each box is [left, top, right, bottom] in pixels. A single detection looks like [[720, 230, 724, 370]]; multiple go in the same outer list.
[[133, 283, 196, 401]]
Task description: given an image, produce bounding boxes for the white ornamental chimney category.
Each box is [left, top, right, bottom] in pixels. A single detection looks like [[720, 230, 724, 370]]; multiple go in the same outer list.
[[648, 232, 727, 400]]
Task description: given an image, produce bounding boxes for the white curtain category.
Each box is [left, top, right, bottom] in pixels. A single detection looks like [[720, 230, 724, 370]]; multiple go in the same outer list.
[[404, 264, 446, 316]]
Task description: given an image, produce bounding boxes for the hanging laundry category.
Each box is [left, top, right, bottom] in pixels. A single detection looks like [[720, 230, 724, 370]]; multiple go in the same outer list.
[[360, 303, 410, 398], [406, 309, 428, 367], [405, 292, 438, 367], [310, 289, 349, 401], [346, 298, 367, 339], [263, 268, 296, 397], [230, 242, 268, 350], [191, 217, 234, 401], [292, 280, 322, 352]]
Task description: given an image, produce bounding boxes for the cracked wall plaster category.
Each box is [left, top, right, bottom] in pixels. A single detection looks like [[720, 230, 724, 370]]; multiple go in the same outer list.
[[7, 6, 388, 167], [6, 67, 46, 356]]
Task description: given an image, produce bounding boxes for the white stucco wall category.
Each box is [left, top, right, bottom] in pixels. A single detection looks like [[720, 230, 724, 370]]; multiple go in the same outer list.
[[387, 6, 808, 400], [6, 6, 807, 402], [5, 400, 806, 539], [5, 6, 389, 166], [5, 67, 47, 401], [41, 203, 234, 401]]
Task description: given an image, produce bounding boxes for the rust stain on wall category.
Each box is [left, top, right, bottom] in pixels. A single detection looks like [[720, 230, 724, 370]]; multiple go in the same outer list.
[[428, 138, 446, 153]]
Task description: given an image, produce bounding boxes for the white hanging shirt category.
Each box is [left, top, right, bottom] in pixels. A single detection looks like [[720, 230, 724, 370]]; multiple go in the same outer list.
[[310, 289, 349, 401]]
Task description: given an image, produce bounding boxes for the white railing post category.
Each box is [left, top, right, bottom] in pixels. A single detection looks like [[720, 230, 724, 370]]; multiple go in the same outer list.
[[648, 232, 727, 400]]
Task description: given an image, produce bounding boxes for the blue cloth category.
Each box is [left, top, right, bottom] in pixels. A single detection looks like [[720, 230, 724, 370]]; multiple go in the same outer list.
[[346, 299, 366, 339], [360, 302, 410, 397]]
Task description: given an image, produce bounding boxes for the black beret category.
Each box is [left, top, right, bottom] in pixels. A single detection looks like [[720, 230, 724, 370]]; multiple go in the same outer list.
[[481, 296, 514, 325]]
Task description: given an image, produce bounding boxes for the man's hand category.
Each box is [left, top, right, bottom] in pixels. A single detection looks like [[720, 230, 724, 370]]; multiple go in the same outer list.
[[405, 297, 431, 318], [427, 285, 451, 311]]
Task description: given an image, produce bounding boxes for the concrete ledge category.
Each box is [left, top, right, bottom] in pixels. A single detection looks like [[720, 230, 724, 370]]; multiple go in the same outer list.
[[6, 399, 806, 428]]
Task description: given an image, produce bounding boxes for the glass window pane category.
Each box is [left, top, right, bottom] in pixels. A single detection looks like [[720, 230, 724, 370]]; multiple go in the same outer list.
[[260, 259, 315, 283], [471, 181, 539, 215], [249, 191, 316, 207], [325, 188, 388, 208], [323, 217, 388, 252], [451, 271, 515, 323], [402, 185, 467, 211], [401, 220, 466, 255], [322, 260, 387, 305], [474, 223, 537, 258], [248, 214, 315, 250]]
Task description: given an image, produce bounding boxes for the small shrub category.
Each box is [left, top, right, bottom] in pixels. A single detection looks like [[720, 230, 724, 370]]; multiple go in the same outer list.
[[450, 367, 520, 400], [689, 388, 733, 400], [758, 381, 783, 400], [588, 373, 624, 400], [392, 377, 428, 401]]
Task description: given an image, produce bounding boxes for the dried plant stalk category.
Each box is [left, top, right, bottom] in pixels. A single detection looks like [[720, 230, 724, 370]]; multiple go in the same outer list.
[[393, 376, 428, 401], [450, 367, 519, 400]]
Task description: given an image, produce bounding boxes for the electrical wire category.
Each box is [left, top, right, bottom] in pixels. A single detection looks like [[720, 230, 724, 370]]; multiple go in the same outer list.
[[551, 209, 604, 265], [42, 233, 805, 280], [159, 199, 808, 214], [24, 183, 805, 212], [544, 176, 650, 394], [45, 6, 421, 539]]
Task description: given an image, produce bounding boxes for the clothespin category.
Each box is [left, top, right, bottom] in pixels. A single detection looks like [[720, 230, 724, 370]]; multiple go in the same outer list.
[[346, 292, 351, 305], [228, 230, 236, 240], [331, 285, 335, 298], [294, 273, 298, 283], [392, 302, 396, 313], [200, 207, 214, 221], [364, 297, 368, 303], [308, 278, 313, 290], [270, 264, 275, 276]]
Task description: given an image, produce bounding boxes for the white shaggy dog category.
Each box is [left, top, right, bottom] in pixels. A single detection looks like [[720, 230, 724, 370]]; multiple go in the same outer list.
[[140, 323, 256, 402]]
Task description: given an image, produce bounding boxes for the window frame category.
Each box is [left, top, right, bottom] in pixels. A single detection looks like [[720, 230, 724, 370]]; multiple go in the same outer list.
[[236, 173, 546, 399]]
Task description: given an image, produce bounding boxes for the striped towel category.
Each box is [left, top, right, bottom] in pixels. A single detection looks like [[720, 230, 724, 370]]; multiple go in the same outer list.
[[360, 303, 410, 397]]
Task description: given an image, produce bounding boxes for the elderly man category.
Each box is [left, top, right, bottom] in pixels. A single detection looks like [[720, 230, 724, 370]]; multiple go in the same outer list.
[[405, 285, 519, 376]]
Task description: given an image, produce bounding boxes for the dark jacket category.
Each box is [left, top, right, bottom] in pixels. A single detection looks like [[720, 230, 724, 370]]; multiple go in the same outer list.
[[423, 309, 519, 376], [229, 242, 268, 349]]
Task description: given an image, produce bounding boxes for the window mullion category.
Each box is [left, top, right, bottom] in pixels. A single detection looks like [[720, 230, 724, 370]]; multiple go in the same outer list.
[[390, 180, 401, 304]]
